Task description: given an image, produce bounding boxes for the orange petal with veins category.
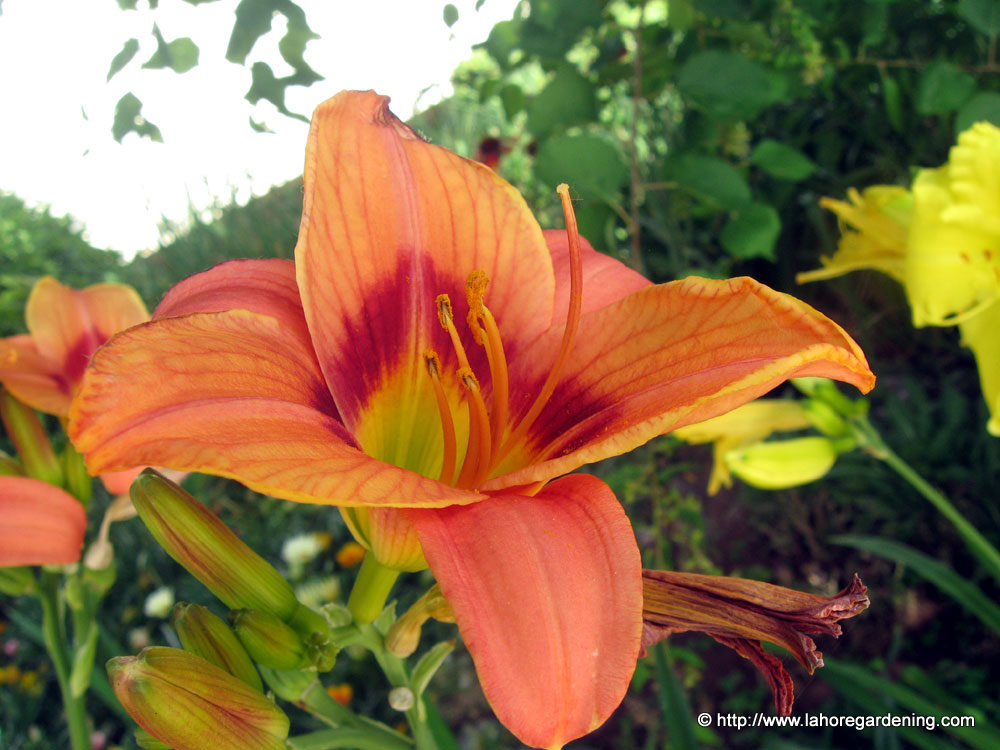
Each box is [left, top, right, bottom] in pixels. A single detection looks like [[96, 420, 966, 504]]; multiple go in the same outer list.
[[407, 474, 642, 749]]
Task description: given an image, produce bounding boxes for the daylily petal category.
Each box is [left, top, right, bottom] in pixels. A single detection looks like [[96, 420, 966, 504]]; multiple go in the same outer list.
[[295, 91, 555, 439], [25, 277, 100, 386], [80, 282, 149, 341], [155, 259, 313, 348], [960, 301, 1000, 436], [407, 474, 642, 749], [0, 334, 71, 415], [543, 229, 651, 325], [69, 310, 481, 509], [0, 476, 86, 565], [101, 466, 144, 496], [490, 277, 874, 489]]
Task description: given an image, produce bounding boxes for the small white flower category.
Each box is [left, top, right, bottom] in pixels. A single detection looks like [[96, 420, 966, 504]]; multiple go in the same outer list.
[[143, 586, 175, 619], [281, 533, 326, 566]]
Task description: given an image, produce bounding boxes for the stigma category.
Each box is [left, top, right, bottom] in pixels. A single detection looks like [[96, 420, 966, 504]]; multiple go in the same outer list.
[[424, 184, 584, 490]]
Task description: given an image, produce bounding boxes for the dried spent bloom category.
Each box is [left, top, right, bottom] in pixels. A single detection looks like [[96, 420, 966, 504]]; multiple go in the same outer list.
[[642, 570, 869, 714]]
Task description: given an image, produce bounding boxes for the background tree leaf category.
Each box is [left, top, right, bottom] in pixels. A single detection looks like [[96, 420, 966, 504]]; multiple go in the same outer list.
[[677, 50, 782, 120], [749, 139, 817, 181], [142, 24, 199, 74], [957, 0, 1000, 35], [916, 62, 976, 115], [955, 91, 1000, 134], [245, 62, 308, 122], [534, 133, 629, 199], [107, 38, 139, 81], [525, 66, 597, 139], [112, 92, 162, 143], [667, 154, 751, 210], [443, 3, 458, 27], [720, 202, 780, 259]]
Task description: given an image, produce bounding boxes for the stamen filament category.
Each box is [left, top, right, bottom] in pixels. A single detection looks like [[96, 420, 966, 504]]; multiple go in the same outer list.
[[424, 350, 457, 485], [477, 306, 510, 457], [496, 183, 584, 463], [456, 368, 492, 490]]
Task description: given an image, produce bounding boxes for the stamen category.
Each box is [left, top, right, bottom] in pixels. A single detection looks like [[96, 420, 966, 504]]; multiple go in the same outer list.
[[465, 271, 511, 458], [436, 293, 472, 371], [455, 368, 492, 490], [496, 183, 584, 463], [424, 350, 457, 485]]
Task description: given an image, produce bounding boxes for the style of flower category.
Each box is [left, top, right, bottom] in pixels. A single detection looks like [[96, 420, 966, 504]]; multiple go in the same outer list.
[[69, 91, 874, 748], [0, 476, 86, 566], [0, 277, 150, 494]]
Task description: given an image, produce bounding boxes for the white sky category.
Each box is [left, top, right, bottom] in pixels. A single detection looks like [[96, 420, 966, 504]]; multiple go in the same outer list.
[[0, 0, 517, 258]]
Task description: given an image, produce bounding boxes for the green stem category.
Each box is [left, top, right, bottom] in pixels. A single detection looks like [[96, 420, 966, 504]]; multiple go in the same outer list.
[[358, 624, 437, 750], [38, 573, 90, 750], [287, 728, 413, 750], [347, 556, 400, 624], [855, 415, 1000, 583]]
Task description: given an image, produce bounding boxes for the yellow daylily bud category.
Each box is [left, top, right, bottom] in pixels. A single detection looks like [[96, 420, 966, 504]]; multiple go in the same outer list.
[[725, 436, 838, 490], [673, 400, 812, 494], [339, 507, 427, 572], [228, 609, 310, 671], [798, 185, 911, 285], [130, 470, 298, 620], [905, 123, 1000, 327], [107, 647, 289, 750], [0, 390, 64, 487], [960, 302, 1000, 436], [172, 603, 263, 692]]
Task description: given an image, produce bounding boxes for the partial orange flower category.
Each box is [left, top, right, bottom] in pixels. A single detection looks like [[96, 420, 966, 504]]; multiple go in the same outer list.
[[0, 476, 86, 566], [69, 91, 874, 748]]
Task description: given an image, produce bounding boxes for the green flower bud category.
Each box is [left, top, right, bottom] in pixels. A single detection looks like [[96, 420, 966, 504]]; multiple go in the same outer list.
[[257, 665, 315, 703], [229, 609, 309, 671], [107, 647, 289, 750], [130, 470, 297, 620], [725, 436, 838, 490], [172, 603, 263, 692], [61, 443, 93, 507], [0, 390, 63, 487], [0, 450, 25, 477]]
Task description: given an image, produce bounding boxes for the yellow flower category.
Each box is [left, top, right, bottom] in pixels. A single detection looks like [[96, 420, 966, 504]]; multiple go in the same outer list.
[[960, 300, 1000, 436], [725, 436, 839, 490], [906, 123, 1000, 326], [673, 400, 812, 494], [797, 186, 911, 285]]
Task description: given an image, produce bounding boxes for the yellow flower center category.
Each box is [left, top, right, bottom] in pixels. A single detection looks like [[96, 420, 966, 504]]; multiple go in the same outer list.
[[424, 184, 584, 490]]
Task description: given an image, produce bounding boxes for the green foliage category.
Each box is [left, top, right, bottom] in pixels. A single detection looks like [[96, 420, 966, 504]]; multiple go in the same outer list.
[[112, 92, 162, 143], [0, 194, 123, 336], [142, 25, 199, 74]]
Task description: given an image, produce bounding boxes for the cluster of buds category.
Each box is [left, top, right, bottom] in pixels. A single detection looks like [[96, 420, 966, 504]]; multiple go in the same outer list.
[[111, 470, 344, 749]]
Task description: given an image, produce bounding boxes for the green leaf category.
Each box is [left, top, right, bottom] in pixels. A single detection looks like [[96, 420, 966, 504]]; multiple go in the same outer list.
[[117, 0, 139, 8], [249, 117, 274, 133], [245, 62, 309, 122], [443, 3, 458, 26], [667, 154, 751, 210], [534, 133, 629, 200], [275, 1, 322, 87], [956, 91, 1000, 134], [525, 66, 598, 139], [500, 83, 525, 119], [112, 93, 162, 143], [832, 534, 1000, 633], [667, 0, 695, 31], [107, 38, 139, 81], [880, 68, 904, 133], [410, 640, 455, 698], [228, 0, 312, 65], [915, 62, 975, 115], [958, 0, 1000, 35], [749, 139, 817, 181], [142, 25, 199, 74], [677, 50, 782, 120], [653, 645, 699, 750], [721, 202, 781, 260]]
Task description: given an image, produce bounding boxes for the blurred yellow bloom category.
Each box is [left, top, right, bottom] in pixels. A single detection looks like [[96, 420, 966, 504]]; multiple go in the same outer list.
[[673, 400, 811, 494], [725, 436, 838, 490], [798, 186, 911, 285], [335, 541, 366, 569], [960, 301, 1000, 436]]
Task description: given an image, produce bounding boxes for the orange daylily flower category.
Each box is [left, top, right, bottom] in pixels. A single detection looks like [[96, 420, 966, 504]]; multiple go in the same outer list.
[[0, 476, 86, 566], [69, 91, 874, 748], [0, 277, 149, 495]]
